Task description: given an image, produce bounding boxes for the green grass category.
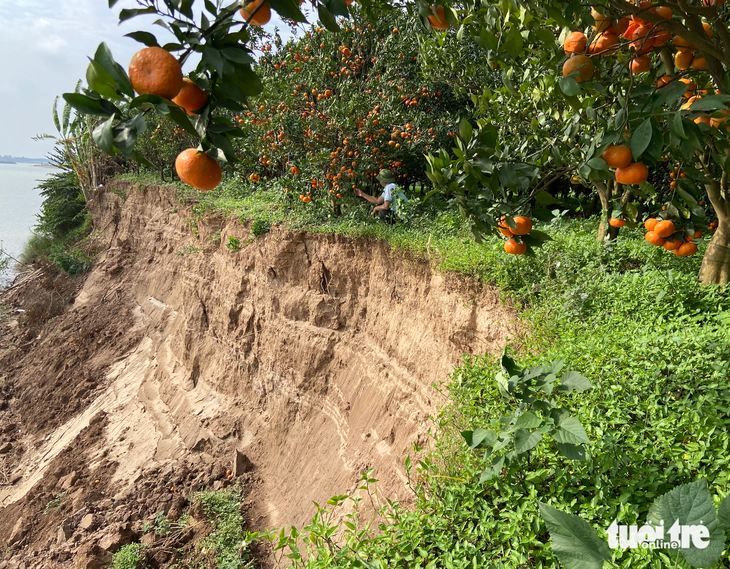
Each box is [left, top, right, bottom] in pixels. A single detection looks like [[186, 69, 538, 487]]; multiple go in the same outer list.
[[118, 173, 730, 568]]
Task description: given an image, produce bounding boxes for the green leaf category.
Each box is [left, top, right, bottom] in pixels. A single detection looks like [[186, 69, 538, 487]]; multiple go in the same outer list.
[[119, 7, 158, 23], [686, 95, 730, 112], [552, 416, 589, 445], [718, 495, 730, 531], [586, 158, 609, 172], [514, 429, 542, 453], [317, 4, 340, 32], [203, 47, 225, 75], [671, 111, 686, 140], [653, 80, 688, 109], [557, 442, 587, 460], [113, 114, 146, 157], [559, 371, 592, 392], [559, 77, 581, 97], [500, 351, 521, 377], [462, 428, 497, 449], [62, 93, 118, 117], [270, 0, 308, 21], [129, 94, 171, 113], [124, 31, 159, 47], [86, 60, 122, 101], [93, 42, 134, 97], [522, 230, 552, 245], [167, 106, 198, 137], [535, 190, 561, 205], [514, 411, 542, 430], [459, 118, 473, 143], [221, 47, 254, 64], [538, 503, 612, 569], [209, 132, 236, 161], [322, 0, 349, 18], [92, 115, 116, 154], [648, 480, 725, 568], [502, 27, 523, 59], [52, 97, 61, 133], [224, 66, 263, 97], [630, 119, 653, 160]]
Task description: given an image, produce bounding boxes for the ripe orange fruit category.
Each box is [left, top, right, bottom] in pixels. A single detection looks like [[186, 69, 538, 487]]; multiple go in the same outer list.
[[644, 218, 659, 231], [564, 31, 587, 54], [175, 149, 222, 191], [691, 56, 708, 70], [588, 33, 619, 56], [655, 6, 673, 18], [645, 231, 665, 246], [129, 47, 183, 99], [654, 219, 676, 238], [563, 55, 594, 82], [609, 218, 626, 227], [674, 35, 696, 50], [615, 162, 649, 185], [427, 6, 450, 30], [601, 145, 632, 168], [663, 238, 682, 251], [591, 7, 611, 32], [674, 242, 698, 256], [630, 25, 654, 53], [240, 0, 271, 26], [172, 78, 208, 115], [631, 54, 651, 73], [498, 216, 514, 237], [674, 49, 693, 70], [504, 238, 527, 255], [511, 216, 533, 235]]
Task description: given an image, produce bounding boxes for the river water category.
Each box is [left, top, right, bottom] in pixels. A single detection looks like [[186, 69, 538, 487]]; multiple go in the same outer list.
[[0, 163, 58, 287]]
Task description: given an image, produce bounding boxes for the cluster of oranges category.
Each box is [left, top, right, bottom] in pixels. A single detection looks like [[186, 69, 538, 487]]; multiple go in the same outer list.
[[644, 218, 700, 256], [128, 47, 219, 191], [600, 144, 649, 186], [498, 216, 533, 255]]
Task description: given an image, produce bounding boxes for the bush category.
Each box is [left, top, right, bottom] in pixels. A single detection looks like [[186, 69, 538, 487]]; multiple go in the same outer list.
[[111, 543, 147, 569], [36, 170, 86, 238]]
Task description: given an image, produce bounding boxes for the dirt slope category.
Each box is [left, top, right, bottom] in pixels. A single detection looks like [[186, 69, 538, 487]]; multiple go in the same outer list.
[[0, 181, 516, 568]]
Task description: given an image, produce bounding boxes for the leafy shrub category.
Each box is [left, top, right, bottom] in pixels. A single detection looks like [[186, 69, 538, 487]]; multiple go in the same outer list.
[[48, 246, 93, 276], [111, 543, 147, 569], [251, 219, 270, 237], [226, 236, 243, 252], [36, 170, 86, 238]]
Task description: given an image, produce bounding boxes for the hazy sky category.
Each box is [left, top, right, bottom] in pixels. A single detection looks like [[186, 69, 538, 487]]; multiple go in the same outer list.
[[0, 1, 299, 159]]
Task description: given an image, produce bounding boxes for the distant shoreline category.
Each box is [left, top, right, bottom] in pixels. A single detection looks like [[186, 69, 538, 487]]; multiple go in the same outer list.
[[0, 160, 16, 164]]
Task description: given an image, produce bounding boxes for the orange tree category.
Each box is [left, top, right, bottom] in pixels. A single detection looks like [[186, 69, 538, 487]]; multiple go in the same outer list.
[[424, 0, 730, 283], [231, 7, 475, 208]]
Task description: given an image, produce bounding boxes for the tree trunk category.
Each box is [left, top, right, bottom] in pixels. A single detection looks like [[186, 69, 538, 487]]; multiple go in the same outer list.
[[699, 174, 730, 285], [595, 180, 619, 242], [699, 224, 730, 285]]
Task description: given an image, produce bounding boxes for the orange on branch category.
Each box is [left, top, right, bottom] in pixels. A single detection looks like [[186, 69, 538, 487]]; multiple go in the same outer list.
[[645, 218, 659, 231], [172, 78, 208, 115], [609, 218, 626, 227], [504, 238, 527, 255], [601, 145, 633, 168], [562, 55, 594, 82], [240, 0, 271, 26], [675, 242, 698, 256], [645, 231, 665, 246], [674, 49, 693, 71], [631, 55, 652, 73], [564, 31, 587, 54], [129, 47, 183, 99], [512, 216, 533, 235], [588, 33, 619, 56], [427, 6, 450, 30], [175, 149, 222, 191], [663, 238, 682, 251], [615, 162, 649, 185], [654, 219, 676, 238]]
